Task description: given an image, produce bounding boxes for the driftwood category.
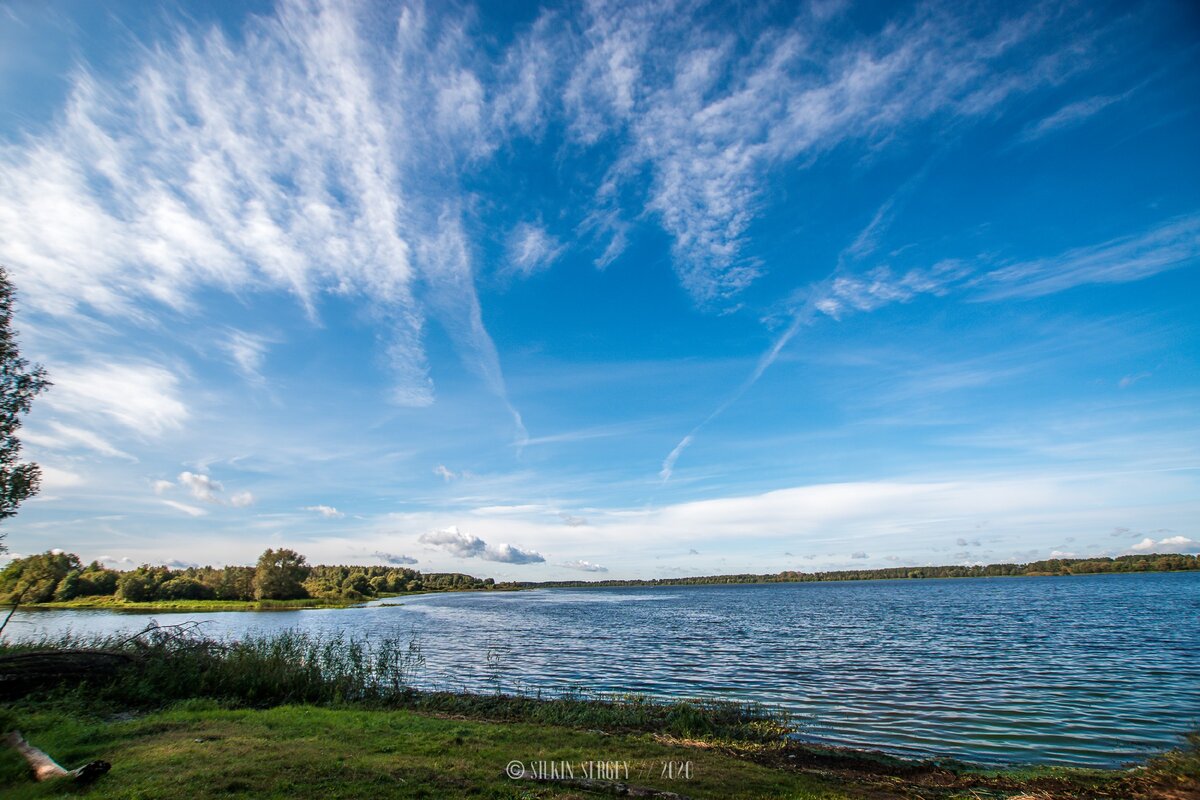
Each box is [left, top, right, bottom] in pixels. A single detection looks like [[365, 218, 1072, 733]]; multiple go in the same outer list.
[[3, 730, 110, 783], [510, 770, 693, 799], [0, 649, 135, 700]]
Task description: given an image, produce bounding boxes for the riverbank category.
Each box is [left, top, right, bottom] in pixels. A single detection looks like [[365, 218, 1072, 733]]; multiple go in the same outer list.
[[1, 702, 1195, 799], [11, 588, 494, 613], [12, 596, 363, 612]]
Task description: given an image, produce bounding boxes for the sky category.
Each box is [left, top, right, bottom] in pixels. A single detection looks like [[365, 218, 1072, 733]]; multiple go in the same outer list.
[[0, 0, 1197, 579]]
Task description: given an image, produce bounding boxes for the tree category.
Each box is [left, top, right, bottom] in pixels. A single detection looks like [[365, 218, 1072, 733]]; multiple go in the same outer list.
[[0, 267, 50, 549], [0, 551, 82, 603], [253, 548, 310, 600], [116, 566, 170, 602]]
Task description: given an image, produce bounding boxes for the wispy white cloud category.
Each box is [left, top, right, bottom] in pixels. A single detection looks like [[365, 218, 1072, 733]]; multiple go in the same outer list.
[[39, 466, 86, 491], [566, 0, 1088, 304], [661, 307, 812, 479], [418, 214, 527, 439], [1119, 372, 1151, 389], [814, 262, 969, 319], [222, 330, 271, 386], [1017, 92, 1131, 142], [662, 212, 1199, 478], [982, 213, 1200, 299], [43, 362, 188, 438], [162, 499, 207, 517], [304, 504, 344, 519], [0, 0, 523, 419], [24, 421, 136, 461], [434, 464, 457, 482], [229, 491, 255, 508], [506, 221, 565, 277]]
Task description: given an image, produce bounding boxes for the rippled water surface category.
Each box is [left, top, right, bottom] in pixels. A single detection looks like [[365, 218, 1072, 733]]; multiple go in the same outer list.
[[7, 572, 1199, 766]]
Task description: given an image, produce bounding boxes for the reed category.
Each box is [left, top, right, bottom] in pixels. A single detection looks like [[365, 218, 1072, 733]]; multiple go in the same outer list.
[[0, 624, 793, 743]]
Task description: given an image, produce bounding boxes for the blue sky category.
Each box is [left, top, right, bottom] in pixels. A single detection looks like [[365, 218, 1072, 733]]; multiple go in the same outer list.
[[1, 0, 1197, 578]]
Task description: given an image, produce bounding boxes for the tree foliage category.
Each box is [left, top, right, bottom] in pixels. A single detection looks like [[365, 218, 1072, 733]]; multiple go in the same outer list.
[[0, 267, 50, 545], [0, 548, 499, 604], [253, 548, 311, 600], [0, 552, 117, 603]]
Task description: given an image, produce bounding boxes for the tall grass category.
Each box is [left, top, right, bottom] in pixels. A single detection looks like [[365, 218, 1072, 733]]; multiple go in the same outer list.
[[0, 623, 794, 743], [1, 623, 426, 707]]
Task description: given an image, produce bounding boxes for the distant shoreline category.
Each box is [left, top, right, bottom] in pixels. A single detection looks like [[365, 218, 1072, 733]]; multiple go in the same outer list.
[[508, 552, 1200, 590], [11, 553, 1196, 613]]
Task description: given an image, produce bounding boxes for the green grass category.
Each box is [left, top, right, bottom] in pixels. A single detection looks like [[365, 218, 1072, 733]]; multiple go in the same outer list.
[[0, 703, 846, 800], [19, 596, 363, 612], [1, 703, 1196, 799]]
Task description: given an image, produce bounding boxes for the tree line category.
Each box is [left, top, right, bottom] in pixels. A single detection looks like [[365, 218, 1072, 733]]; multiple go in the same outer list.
[[512, 553, 1200, 589], [0, 548, 498, 604]]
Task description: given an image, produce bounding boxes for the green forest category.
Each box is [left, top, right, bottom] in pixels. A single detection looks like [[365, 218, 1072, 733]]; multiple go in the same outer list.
[[0, 548, 497, 605]]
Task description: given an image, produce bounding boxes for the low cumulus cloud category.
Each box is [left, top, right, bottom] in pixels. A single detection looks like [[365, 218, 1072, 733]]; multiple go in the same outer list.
[[373, 551, 418, 565], [419, 526, 544, 564], [179, 471, 223, 503], [558, 512, 588, 527], [851, 551, 869, 559], [560, 559, 608, 573], [955, 537, 981, 547], [1131, 535, 1194, 553]]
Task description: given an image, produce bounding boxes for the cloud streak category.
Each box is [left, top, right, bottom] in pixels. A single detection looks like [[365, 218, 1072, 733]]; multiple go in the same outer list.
[[0, 0, 522, 422], [661, 212, 1200, 479], [567, 0, 1089, 304]]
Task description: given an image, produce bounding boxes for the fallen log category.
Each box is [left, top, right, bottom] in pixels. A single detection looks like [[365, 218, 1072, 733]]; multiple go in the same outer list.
[[3, 730, 110, 783]]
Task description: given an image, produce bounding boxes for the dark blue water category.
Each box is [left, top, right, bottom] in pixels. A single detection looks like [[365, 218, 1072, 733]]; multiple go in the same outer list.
[[5, 572, 1198, 766]]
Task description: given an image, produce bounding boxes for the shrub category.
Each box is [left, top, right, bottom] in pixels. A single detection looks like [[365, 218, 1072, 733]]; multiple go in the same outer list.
[[158, 577, 215, 601]]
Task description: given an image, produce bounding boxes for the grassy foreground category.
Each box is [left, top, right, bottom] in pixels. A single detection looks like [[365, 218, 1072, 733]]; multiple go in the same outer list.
[[1, 702, 1197, 800], [0, 703, 843, 800]]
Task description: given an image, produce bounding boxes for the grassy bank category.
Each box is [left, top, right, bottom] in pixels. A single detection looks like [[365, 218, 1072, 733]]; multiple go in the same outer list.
[[1, 628, 1196, 798], [16, 596, 366, 612], [16, 588, 507, 612]]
